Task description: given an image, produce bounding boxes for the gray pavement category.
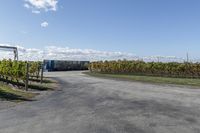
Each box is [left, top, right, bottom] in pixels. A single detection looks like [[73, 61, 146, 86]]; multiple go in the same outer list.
[[0, 71, 200, 133]]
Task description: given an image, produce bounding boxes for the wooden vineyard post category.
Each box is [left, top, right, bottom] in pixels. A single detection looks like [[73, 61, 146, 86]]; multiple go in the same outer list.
[[40, 62, 44, 84], [25, 62, 29, 91]]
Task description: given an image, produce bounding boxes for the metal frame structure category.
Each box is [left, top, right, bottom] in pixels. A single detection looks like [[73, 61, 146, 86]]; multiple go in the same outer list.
[[0, 46, 18, 60]]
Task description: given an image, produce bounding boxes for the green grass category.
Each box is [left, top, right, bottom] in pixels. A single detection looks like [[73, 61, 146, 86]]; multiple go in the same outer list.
[[0, 83, 37, 102], [0, 77, 56, 91], [29, 78, 58, 91], [85, 72, 200, 87], [0, 77, 57, 103]]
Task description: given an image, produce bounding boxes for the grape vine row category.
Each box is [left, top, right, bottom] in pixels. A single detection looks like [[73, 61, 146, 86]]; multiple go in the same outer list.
[[89, 60, 200, 78], [0, 59, 41, 84]]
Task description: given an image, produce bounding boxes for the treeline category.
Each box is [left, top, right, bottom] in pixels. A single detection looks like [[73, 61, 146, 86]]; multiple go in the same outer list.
[[0, 59, 41, 88], [89, 60, 200, 78]]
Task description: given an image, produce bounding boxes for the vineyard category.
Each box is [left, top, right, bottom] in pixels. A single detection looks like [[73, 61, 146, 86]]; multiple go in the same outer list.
[[0, 59, 42, 90], [89, 60, 200, 78]]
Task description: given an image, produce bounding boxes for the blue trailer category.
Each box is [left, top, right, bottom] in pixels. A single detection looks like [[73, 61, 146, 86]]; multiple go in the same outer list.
[[44, 60, 89, 71]]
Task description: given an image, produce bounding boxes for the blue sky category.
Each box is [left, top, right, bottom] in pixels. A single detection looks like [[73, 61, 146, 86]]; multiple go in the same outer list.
[[0, 0, 200, 60]]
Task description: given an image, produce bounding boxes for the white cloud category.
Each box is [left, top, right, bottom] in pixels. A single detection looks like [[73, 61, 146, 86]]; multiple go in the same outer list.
[[0, 44, 137, 61], [41, 21, 48, 28], [24, 3, 30, 9], [24, 0, 58, 13], [142, 55, 185, 62], [1, 44, 190, 62], [42, 46, 137, 61], [32, 10, 40, 14]]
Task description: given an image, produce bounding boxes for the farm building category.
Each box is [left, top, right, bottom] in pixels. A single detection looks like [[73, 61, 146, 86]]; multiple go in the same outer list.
[[44, 60, 90, 71]]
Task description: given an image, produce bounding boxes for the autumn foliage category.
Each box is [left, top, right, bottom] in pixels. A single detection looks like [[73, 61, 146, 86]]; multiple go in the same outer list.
[[89, 60, 200, 78]]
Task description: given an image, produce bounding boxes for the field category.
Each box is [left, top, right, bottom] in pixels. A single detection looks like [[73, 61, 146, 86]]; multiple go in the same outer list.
[[87, 60, 200, 86], [85, 72, 200, 87]]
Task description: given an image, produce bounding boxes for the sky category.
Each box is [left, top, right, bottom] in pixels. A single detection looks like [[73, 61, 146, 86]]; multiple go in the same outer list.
[[0, 0, 200, 61]]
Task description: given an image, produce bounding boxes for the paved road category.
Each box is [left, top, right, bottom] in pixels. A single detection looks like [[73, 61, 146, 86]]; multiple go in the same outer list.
[[0, 71, 200, 133]]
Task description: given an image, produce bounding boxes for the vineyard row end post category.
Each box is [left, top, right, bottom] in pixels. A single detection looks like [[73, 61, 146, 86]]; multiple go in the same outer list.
[[25, 62, 29, 91], [40, 61, 44, 84]]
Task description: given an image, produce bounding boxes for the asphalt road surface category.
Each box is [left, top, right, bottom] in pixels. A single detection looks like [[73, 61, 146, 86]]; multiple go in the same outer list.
[[0, 71, 200, 133]]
